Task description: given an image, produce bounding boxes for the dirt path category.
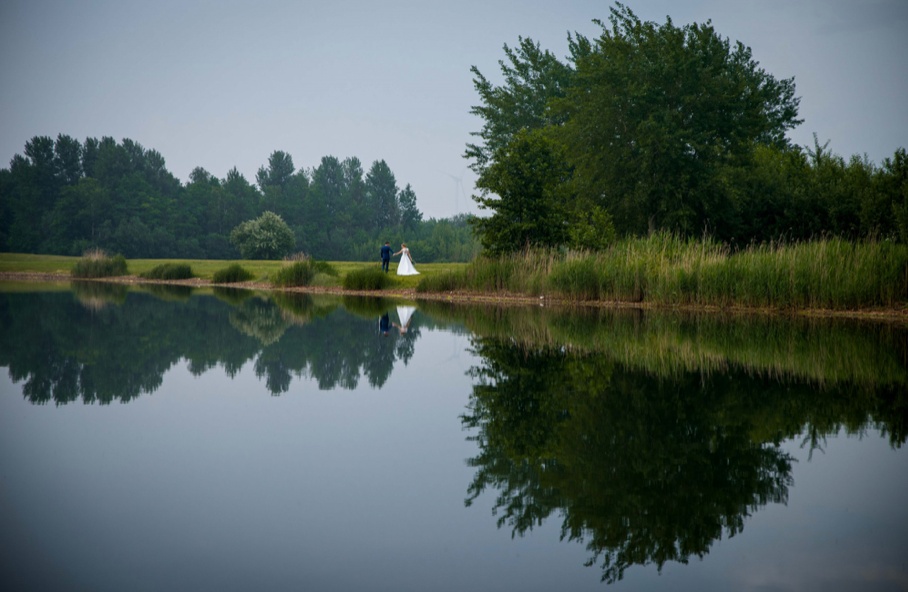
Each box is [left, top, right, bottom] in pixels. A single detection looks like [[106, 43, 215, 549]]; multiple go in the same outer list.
[[2, 271, 906, 323]]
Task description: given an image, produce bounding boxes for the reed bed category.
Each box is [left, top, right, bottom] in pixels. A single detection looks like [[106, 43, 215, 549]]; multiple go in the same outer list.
[[417, 234, 908, 310], [70, 248, 128, 278]]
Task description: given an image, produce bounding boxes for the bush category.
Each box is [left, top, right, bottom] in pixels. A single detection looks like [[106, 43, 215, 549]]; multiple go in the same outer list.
[[140, 263, 194, 280], [229, 211, 296, 260], [71, 248, 128, 278], [212, 263, 255, 284], [272, 260, 317, 287], [343, 266, 396, 291]]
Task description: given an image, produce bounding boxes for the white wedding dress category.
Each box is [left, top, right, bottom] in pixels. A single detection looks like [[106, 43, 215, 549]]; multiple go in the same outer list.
[[397, 248, 420, 276]]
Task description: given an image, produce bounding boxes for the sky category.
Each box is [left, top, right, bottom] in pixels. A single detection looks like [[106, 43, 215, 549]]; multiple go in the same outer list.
[[1, 0, 906, 220]]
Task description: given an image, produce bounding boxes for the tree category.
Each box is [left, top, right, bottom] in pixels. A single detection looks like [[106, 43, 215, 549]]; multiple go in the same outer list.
[[398, 183, 422, 230], [471, 130, 570, 254], [230, 211, 296, 259], [464, 36, 576, 178], [365, 160, 400, 232], [256, 150, 295, 191], [556, 5, 801, 237]]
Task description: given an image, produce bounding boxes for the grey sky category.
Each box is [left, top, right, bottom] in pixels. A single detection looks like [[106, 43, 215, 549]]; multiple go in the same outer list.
[[1, 0, 906, 220]]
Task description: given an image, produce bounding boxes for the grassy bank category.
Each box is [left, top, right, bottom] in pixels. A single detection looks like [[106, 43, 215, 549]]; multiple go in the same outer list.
[[418, 234, 908, 310], [0, 253, 465, 291]]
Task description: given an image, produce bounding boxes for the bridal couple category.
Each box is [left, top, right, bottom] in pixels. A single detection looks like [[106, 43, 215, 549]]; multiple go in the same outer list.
[[380, 241, 419, 276]]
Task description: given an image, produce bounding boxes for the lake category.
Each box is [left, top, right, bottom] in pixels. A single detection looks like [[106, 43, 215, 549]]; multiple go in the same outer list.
[[1, 281, 906, 591]]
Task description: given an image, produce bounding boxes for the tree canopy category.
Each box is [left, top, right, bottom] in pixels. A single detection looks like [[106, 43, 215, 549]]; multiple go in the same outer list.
[[465, 3, 905, 250]]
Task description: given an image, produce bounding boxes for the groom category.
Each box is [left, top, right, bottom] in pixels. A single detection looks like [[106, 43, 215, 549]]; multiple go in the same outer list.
[[380, 240, 392, 273]]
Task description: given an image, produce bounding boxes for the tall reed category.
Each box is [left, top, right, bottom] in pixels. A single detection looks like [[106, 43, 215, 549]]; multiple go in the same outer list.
[[417, 234, 908, 310]]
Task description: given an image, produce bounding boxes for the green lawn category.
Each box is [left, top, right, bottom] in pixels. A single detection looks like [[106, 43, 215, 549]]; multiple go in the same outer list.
[[0, 253, 465, 290]]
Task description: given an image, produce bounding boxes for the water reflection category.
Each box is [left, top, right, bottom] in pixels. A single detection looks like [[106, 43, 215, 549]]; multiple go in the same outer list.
[[422, 302, 908, 583], [1, 283, 907, 586], [0, 286, 430, 402]]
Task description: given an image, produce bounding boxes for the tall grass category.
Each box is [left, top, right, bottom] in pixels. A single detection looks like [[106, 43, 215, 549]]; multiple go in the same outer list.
[[343, 266, 396, 291], [271, 255, 339, 288], [212, 263, 255, 284], [140, 263, 193, 280], [70, 248, 128, 278], [417, 234, 908, 310]]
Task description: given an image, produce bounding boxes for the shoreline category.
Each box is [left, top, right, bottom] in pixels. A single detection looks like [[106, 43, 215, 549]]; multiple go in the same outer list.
[[2, 271, 907, 323]]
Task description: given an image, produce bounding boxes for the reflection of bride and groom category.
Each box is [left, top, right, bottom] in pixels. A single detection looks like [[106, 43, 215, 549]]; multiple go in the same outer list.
[[380, 305, 416, 337], [380, 241, 419, 276]]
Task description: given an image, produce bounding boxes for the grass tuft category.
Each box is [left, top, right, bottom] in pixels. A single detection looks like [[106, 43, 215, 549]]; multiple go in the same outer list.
[[140, 263, 193, 280], [70, 248, 128, 278], [343, 266, 396, 291], [271, 258, 339, 288], [212, 263, 255, 284]]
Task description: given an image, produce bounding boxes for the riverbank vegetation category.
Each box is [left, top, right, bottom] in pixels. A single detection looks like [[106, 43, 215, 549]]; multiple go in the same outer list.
[[140, 262, 194, 280], [70, 248, 128, 278], [211, 264, 254, 284], [417, 233, 908, 309], [271, 255, 338, 288]]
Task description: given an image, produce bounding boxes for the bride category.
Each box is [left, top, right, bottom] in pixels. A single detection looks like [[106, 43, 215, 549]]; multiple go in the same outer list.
[[394, 243, 420, 276]]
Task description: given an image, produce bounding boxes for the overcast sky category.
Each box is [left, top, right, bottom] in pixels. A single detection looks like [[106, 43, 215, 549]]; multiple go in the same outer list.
[[1, 0, 906, 219]]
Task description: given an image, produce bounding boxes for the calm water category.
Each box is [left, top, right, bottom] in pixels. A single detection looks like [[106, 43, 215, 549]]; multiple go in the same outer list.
[[1, 282, 907, 591]]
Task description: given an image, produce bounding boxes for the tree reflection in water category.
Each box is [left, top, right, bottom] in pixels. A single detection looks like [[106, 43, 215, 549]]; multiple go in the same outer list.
[[0, 287, 425, 402], [424, 301, 908, 583]]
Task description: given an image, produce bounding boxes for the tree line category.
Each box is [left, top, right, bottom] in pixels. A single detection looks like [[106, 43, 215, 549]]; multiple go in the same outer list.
[[0, 136, 479, 262], [466, 4, 908, 253]]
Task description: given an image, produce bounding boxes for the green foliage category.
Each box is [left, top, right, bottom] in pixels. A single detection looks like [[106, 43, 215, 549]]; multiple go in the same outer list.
[[271, 253, 339, 288], [70, 248, 128, 278], [418, 234, 908, 309], [567, 206, 616, 251], [271, 260, 317, 287], [465, 36, 576, 176], [140, 263, 194, 280], [212, 263, 255, 284], [471, 130, 571, 254], [0, 134, 477, 263], [887, 148, 908, 242], [461, 4, 904, 248], [342, 266, 396, 291], [415, 271, 461, 293], [557, 5, 801, 237], [230, 211, 296, 260]]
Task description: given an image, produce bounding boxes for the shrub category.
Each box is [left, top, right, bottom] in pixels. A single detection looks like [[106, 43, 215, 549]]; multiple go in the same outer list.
[[229, 211, 296, 259], [140, 263, 194, 280], [71, 248, 128, 278], [212, 263, 255, 284], [272, 260, 317, 287], [343, 266, 396, 291]]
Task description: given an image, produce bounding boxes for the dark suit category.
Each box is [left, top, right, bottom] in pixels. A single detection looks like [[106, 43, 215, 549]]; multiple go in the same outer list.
[[380, 244, 392, 272]]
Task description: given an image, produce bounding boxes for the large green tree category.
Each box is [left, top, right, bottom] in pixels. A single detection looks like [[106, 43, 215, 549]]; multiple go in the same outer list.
[[558, 5, 801, 238]]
